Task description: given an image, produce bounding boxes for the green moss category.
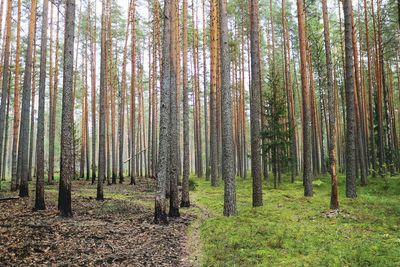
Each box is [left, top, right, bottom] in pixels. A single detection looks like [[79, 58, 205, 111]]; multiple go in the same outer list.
[[192, 174, 400, 266]]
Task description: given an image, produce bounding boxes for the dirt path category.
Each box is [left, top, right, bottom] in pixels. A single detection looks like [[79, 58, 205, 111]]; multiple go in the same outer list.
[[0, 178, 197, 266], [183, 190, 216, 267]]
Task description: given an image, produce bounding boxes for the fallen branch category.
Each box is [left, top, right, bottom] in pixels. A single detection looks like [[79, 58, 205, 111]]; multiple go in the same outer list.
[[0, 196, 20, 202], [123, 148, 148, 163]]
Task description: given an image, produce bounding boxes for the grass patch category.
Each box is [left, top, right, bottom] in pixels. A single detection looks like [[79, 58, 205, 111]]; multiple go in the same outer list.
[[191, 174, 400, 266]]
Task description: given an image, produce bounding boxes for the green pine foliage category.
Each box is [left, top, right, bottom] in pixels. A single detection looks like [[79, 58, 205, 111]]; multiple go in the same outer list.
[[261, 70, 291, 187]]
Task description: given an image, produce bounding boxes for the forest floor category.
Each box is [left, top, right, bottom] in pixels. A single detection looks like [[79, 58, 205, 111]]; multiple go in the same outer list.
[[192, 174, 400, 266], [1, 174, 399, 266], [0, 177, 197, 266]]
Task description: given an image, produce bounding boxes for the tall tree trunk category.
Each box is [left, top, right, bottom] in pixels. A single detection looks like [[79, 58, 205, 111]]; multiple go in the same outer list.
[[119, 0, 132, 183], [72, 2, 82, 179], [250, 0, 263, 206], [202, 0, 209, 180], [322, 0, 339, 210], [1, 80, 10, 181], [210, 0, 219, 186], [169, 0, 180, 218], [48, 7, 60, 185], [181, 0, 190, 208], [343, 0, 357, 198], [371, 0, 385, 176], [84, 14, 90, 181], [154, 0, 171, 225], [240, 1, 247, 179], [147, 1, 152, 178], [97, 0, 107, 200], [351, 10, 368, 184], [282, 0, 297, 182], [296, 0, 313, 196], [219, 0, 236, 216], [11, 0, 22, 191], [18, 0, 37, 197], [0, 0, 12, 182], [110, 31, 117, 184], [363, 0, 376, 175], [130, 0, 137, 185], [79, 43, 87, 179], [59, 0, 76, 217], [151, 0, 159, 178], [28, 42, 37, 182], [90, 0, 97, 183], [34, 0, 49, 211]]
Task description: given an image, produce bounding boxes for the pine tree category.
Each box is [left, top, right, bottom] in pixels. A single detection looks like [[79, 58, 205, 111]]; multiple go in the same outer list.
[[34, 0, 50, 211], [59, 0, 76, 217]]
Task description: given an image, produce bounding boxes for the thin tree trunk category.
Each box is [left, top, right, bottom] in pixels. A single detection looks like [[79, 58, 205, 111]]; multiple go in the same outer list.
[[371, 0, 385, 176], [1, 75, 10, 181], [49, 7, 60, 185], [84, 13, 90, 181], [28, 41, 37, 182], [322, 0, 339, 210], [130, 0, 137, 185], [351, 10, 368, 184], [0, 0, 13, 182], [80, 52, 86, 179], [210, 0, 219, 186], [97, 0, 108, 200], [90, 0, 97, 183], [11, 0, 22, 191], [181, 0, 190, 208], [363, 0, 376, 175], [202, 0, 209, 180], [18, 0, 37, 197], [34, 0, 50, 211], [119, 0, 132, 183]]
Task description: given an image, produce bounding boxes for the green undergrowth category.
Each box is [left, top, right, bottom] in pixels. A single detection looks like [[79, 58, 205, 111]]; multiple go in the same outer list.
[[191, 174, 400, 266]]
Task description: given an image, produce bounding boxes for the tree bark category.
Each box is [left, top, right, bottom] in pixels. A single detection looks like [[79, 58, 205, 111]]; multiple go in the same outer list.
[[18, 0, 37, 198], [250, 0, 263, 206], [343, 0, 357, 198], [130, 0, 137, 185], [296, 0, 313, 196], [181, 0, 190, 208], [219, 0, 236, 216], [210, 0, 219, 187], [363, 0, 376, 175], [11, 0, 22, 191], [1, 79, 10, 181], [34, 0, 50, 211], [59, 0, 76, 217], [90, 0, 97, 184], [322, 0, 339, 210], [168, 0, 180, 218], [0, 0, 12, 183], [154, 0, 171, 224], [202, 0, 210, 180], [97, 0, 107, 200], [119, 0, 132, 183]]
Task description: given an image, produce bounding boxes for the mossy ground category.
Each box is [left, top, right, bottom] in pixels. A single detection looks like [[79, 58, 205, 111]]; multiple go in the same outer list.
[[190, 174, 400, 266]]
